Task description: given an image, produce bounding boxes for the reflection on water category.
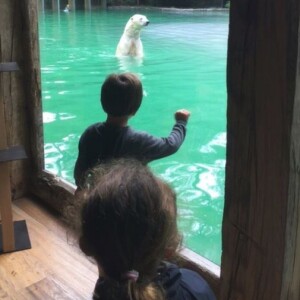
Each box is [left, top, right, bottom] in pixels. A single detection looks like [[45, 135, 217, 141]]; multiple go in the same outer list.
[[197, 161, 225, 199], [43, 112, 76, 123], [40, 9, 228, 264], [200, 132, 226, 153], [117, 56, 144, 71], [151, 132, 226, 263], [45, 133, 79, 180]]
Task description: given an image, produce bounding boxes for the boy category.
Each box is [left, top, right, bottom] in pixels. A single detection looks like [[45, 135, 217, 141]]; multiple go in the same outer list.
[[74, 73, 190, 189]]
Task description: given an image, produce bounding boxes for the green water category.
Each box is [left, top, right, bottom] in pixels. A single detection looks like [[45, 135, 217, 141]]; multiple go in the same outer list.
[[39, 8, 228, 265]]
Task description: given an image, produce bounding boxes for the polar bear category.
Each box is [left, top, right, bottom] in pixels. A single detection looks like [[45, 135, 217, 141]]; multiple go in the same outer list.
[[115, 14, 149, 58]]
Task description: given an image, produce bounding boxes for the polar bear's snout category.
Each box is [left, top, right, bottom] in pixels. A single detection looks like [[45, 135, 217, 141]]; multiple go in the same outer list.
[[141, 18, 149, 26], [132, 15, 149, 27], [115, 14, 149, 58]]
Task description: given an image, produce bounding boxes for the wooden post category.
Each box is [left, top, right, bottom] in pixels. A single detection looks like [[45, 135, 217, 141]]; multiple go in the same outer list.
[[220, 0, 300, 299], [69, 0, 75, 10], [100, 0, 107, 9], [52, 0, 59, 11], [38, 0, 44, 11], [0, 69, 14, 252], [19, 0, 44, 177], [280, 15, 300, 300], [0, 62, 29, 254], [84, 0, 91, 10], [0, 164, 14, 252]]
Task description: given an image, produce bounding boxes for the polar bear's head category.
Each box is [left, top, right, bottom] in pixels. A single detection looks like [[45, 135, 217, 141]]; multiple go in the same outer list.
[[124, 14, 150, 33]]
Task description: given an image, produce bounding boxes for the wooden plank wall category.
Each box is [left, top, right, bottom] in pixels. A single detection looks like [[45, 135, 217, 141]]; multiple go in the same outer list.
[[221, 0, 300, 299], [0, 1, 38, 199], [18, 1, 45, 177], [281, 14, 300, 299]]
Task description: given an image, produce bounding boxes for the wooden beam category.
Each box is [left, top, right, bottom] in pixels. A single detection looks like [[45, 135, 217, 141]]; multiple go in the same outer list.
[[0, 1, 37, 198], [52, 0, 59, 11], [84, 0, 91, 10], [0, 162, 15, 252], [220, 0, 300, 299], [280, 14, 300, 300], [100, 0, 107, 9], [19, 0, 44, 177], [0, 68, 15, 252], [69, 0, 75, 10]]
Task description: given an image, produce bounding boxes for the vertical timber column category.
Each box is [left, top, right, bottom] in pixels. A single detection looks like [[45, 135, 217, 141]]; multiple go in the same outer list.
[[0, 72, 15, 252], [84, 0, 91, 10], [101, 0, 107, 9], [220, 0, 300, 299], [38, 0, 44, 11], [52, 0, 59, 11], [69, 0, 75, 10], [281, 13, 300, 300], [19, 0, 44, 177]]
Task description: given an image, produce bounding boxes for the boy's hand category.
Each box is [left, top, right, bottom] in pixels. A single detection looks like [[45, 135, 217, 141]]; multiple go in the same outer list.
[[175, 109, 191, 122]]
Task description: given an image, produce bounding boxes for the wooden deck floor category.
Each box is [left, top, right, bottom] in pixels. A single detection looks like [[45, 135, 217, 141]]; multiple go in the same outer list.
[[0, 197, 98, 299]]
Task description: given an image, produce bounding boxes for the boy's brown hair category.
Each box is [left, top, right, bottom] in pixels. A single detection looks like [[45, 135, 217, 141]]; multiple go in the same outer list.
[[100, 73, 143, 117]]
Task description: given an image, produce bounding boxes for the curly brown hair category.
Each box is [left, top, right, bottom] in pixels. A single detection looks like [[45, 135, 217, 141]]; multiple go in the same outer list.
[[79, 159, 181, 300]]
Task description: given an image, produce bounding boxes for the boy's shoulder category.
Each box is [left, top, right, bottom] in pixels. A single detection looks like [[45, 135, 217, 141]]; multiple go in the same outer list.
[[83, 122, 105, 133], [79, 122, 105, 142], [81, 122, 134, 139]]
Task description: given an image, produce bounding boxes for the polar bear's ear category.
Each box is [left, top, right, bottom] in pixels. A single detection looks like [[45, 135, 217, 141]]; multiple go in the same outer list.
[[131, 17, 133, 21]]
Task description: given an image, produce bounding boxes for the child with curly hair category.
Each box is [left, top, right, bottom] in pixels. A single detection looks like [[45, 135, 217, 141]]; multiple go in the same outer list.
[[78, 159, 216, 300]]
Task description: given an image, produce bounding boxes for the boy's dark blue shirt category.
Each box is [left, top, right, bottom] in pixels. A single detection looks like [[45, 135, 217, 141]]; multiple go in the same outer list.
[[74, 120, 187, 187]]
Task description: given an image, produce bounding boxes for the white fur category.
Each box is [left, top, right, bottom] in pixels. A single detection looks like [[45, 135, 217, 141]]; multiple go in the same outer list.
[[116, 14, 149, 58]]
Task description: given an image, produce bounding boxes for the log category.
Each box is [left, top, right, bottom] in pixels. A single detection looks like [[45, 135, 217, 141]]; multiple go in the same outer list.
[[220, 0, 300, 299]]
